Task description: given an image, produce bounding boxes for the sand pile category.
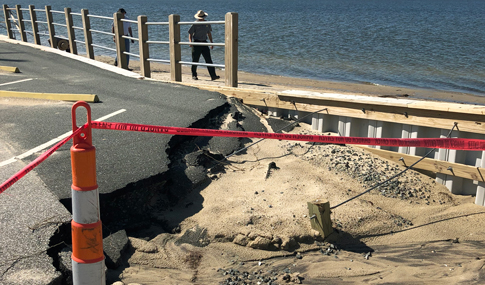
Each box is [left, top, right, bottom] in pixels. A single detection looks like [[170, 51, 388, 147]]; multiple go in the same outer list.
[[115, 121, 485, 284]]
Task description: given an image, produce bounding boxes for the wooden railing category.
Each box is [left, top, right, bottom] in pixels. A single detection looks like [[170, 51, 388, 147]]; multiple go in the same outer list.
[[2, 4, 238, 87]]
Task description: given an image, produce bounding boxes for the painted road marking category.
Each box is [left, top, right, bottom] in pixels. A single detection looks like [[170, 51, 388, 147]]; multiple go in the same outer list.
[[0, 109, 127, 167], [0, 78, 34, 87]]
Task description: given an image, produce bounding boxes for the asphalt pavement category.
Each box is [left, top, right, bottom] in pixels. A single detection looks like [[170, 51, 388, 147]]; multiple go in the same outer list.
[[0, 40, 228, 200]]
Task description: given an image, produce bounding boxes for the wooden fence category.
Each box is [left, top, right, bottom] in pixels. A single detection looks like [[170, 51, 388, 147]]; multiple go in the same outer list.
[[2, 4, 238, 87]]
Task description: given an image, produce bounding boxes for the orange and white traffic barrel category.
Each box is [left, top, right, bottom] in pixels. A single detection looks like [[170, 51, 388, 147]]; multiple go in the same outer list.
[[70, 101, 105, 284]]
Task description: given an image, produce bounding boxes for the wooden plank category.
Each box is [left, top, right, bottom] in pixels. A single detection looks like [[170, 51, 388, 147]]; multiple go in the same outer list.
[[45, 6, 56, 48], [307, 199, 333, 239], [359, 146, 485, 182], [29, 5, 41, 45], [224, 12, 238, 87], [15, 5, 27, 42], [81, 9, 94, 60], [169, 14, 181, 82], [202, 89, 485, 135], [138, 15, 150, 78], [279, 90, 485, 116], [65, 7, 77, 55], [3, 5, 13, 39], [114, 12, 127, 69]]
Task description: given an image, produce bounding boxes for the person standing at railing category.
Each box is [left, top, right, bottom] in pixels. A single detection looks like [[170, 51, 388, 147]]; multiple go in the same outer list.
[[112, 8, 134, 71], [188, 10, 220, 81]]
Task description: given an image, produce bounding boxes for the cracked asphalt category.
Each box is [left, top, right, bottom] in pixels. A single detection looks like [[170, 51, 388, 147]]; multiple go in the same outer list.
[[0, 38, 232, 284]]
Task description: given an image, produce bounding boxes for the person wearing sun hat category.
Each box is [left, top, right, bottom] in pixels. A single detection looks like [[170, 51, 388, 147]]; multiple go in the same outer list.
[[188, 10, 220, 81]]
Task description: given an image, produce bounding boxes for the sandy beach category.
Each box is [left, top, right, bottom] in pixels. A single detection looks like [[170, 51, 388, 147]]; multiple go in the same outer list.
[[85, 58, 485, 285], [96, 56, 485, 105]]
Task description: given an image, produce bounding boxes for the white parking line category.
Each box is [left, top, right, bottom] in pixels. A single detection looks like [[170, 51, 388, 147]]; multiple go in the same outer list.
[[0, 109, 126, 167], [0, 78, 34, 87]]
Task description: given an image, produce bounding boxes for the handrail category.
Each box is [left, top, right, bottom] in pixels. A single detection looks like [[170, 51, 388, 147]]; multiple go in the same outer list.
[[146, 40, 169, 44], [120, 18, 137, 24], [147, 58, 170, 63], [87, 14, 112, 20], [179, 41, 224, 47], [179, 61, 224, 68], [52, 22, 67, 27], [91, 43, 116, 52], [90, 29, 114, 36], [121, 35, 138, 41], [2, 8, 238, 86], [178, 20, 225, 25], [145, 22, 168, 25], [123, 51, 139, 58]]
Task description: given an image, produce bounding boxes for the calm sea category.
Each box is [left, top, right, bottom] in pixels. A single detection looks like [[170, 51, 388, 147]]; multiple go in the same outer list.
[[3, 0, 485, 96]]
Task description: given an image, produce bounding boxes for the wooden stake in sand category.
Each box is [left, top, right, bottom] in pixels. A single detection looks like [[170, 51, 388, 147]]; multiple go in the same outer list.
[[307, 199, 333, 239]]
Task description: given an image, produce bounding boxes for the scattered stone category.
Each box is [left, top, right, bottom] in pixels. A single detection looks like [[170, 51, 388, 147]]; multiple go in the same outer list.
[[104, 230, 130, 269], [233, 234, 249, 246], [248, 236, 272, 250]]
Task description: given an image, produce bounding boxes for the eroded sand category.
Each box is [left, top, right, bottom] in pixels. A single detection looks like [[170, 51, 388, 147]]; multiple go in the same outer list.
[[93, 56, 485, 284]]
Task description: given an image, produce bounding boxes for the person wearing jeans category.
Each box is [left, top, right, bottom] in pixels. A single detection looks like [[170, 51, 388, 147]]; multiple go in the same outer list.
[[112, 8, 134, 70]]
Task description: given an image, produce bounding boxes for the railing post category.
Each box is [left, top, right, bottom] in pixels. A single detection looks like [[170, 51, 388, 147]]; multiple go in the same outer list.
[[113, 12, 127, 69], [29, 5, 41, 45], [3, 5, 13, 39], [15, 5, 27, 42], [138, 15, 150, 78], [475, 151, 485, 206], [81, 9, 94, 60], [45, 6, 56, 48], [169, 14, 181, 82], [225, 12, 238, 87], [65, 7, 77, 54], [70, 101, 105, 285]]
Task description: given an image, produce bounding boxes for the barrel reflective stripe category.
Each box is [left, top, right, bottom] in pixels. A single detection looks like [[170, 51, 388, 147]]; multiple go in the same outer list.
[[72, 220, 103, 262], [70, 146, 97, 189], [72, 188, 100, 224], [72, 261, 106, 285]]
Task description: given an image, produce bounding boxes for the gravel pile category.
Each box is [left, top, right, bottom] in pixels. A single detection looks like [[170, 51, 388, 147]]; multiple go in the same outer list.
[[217, 242, 377, 284], [217, 263, 303, 285], [286, 141, 441, 206]]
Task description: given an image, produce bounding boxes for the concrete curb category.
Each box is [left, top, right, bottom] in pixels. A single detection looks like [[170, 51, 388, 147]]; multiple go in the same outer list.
[[0, 90, 99, 102], [0, 65, 20, 73], [0, 35, 144, 80]]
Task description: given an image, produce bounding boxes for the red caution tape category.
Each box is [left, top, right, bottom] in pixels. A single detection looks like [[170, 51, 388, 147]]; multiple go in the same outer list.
[[0, 126, 86, 194], [91, 121, 485, 151]]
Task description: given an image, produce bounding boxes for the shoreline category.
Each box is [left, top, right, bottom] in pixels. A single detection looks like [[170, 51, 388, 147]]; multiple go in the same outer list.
[[95, 55, 485, 106]]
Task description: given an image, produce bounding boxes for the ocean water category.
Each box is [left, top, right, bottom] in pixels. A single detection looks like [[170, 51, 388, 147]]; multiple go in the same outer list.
[[2, 0, 485, 95]]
